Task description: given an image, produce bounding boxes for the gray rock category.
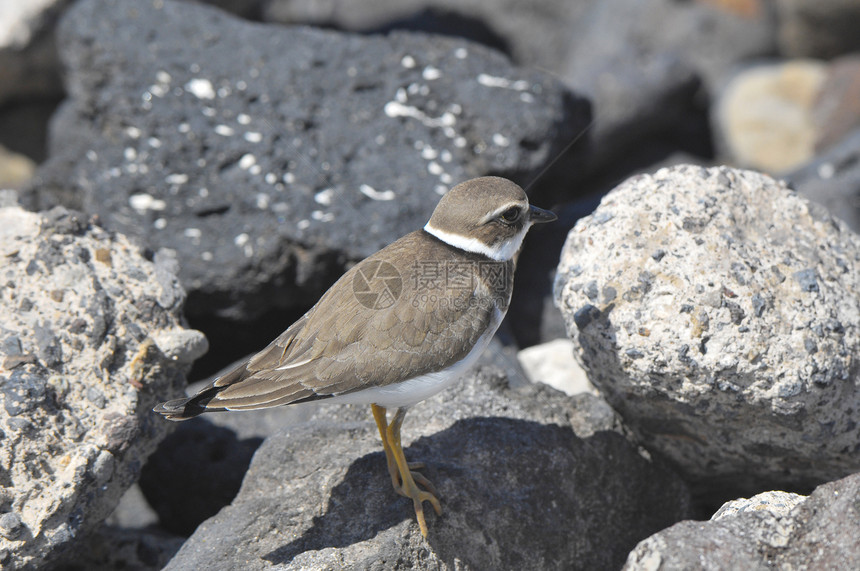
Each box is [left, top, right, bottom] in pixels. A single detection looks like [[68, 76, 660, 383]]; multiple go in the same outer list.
[[786, 128, 860, 234], [562, 0, 775, 171], [26, 0, 588, 327], [267, 0, 775, 175], [162, 366, 691, 570], [711, 490, 806, 521], [555, 165, 860, 498], [0, 0, 68, 105], [517, 338, 596, 396], [0, 206, 200, 570], [624, 472, 860, 570], [53, 525, 185, 571], [776, 0, 860, 59]]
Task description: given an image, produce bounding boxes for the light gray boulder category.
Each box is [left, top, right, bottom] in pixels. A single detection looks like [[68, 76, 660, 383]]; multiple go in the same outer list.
[[555, 165, 860, 498], [0, 206, 205, 570]]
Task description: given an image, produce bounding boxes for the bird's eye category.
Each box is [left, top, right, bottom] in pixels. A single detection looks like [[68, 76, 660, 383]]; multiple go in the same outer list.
[[499, 207, 521, 223]]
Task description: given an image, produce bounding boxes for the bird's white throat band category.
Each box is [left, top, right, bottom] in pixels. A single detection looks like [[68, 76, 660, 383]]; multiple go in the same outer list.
[[423, 222, 528, 262]]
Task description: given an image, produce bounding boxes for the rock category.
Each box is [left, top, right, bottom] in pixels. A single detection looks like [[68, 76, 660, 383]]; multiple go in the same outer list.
[[0, 145, 36, 190], [52, 526, 185, 571], [555, 165, 860, 499], [161, 366, 692, 570], [26, 0, 589, 331], [715, 56, 860, 173], [776, 0, 860, 59], [268, 0, 775, 177], [0, 0, 68, 105], [139, 338, 531, 535], [263, 0, 576, 77], [786, 128, 860, 234], [711, 490, 806, 521], [562, 0, 775, 171], [624, 472, 860, 569], [517, 338, 596, 396], [0, 206, 202, 569], [714, 60, 827, 172], [811, 54, 860, 152]]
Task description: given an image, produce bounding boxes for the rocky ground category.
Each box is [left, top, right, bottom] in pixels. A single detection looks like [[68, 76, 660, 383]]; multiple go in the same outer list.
[[1, 0, 859, 569]]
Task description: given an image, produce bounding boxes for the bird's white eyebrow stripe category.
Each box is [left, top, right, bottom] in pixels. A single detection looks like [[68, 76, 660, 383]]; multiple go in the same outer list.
[[480, 201, 526, 224]]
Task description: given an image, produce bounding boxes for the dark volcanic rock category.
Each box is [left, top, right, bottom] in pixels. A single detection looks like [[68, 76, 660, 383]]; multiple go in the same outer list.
[[625, 472, 860, 570], [0, 206, 205, 570], [27, 0, 589, 328], [161, 365, 692, 570]]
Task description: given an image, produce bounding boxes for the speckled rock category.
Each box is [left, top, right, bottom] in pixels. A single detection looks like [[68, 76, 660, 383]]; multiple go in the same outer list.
[[267, 0, 775, 174], [0, 206, 205, 570], [26, 0, 588, 327], [555, 165, 860, 498], [162, 366, 692, 571], [711, 490, 806, 521], [624, 472, 860, 570]]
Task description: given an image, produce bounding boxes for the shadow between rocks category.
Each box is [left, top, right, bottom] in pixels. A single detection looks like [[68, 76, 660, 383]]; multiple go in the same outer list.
[[263, 416, 689, 570]]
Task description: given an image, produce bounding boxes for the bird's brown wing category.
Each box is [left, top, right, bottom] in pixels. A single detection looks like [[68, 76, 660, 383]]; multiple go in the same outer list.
[[193, 232, 508, 412]]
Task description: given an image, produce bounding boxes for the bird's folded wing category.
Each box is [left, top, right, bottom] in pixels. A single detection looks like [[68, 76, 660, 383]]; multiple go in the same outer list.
[[202, 275, 494, 411]]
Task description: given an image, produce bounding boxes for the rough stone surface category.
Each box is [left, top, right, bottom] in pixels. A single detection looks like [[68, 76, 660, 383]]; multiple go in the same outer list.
[[711, 490, 806, 521], [0, 206, 205, 570], [786, 128, 860, 234], [624, 472, 860, 570], [714, 60, 827, 172], [27, 0, 588, 326], [267, 0, 775, 173], [555, 165, 860, 498], [517, 338, 596, 396], [162, 366, 692, 570]]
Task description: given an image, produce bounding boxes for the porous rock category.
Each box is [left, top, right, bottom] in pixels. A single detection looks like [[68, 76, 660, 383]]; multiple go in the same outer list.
[[0, 206, 205, 570], [555, 165, 860, 498], [162, 366, 692, 570], [27, 0, 588, 326], [624, 472, 860, 570]]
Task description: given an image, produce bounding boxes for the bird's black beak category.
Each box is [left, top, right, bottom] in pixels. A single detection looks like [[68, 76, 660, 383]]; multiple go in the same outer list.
[[529, 204, 557, 224]]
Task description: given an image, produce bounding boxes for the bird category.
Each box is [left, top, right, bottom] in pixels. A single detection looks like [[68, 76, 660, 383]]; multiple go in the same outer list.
[[154, 176, 557, 537]]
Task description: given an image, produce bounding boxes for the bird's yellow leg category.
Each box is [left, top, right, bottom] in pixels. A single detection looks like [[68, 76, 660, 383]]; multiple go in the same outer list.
[[371, 404, 401, 491], [386, 407, 442, 537]]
